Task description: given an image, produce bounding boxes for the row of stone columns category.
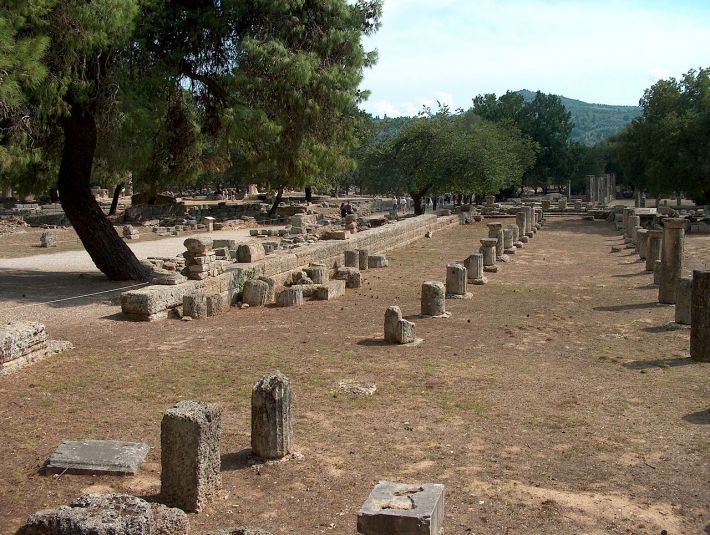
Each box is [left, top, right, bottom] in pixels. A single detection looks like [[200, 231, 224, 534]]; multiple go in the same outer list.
[[616, 209, 708, 361]]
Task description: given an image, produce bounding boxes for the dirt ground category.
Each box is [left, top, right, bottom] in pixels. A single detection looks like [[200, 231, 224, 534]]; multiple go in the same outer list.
[[0, 216, 708, 535]]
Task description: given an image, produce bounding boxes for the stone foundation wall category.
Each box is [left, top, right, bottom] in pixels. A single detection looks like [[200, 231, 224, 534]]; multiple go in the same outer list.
[[121, 214, 458, 321]]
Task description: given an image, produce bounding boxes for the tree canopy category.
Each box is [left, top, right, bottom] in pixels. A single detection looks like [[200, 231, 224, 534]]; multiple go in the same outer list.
[[0, 0, 382, 279], [615, 67, 710, 203]]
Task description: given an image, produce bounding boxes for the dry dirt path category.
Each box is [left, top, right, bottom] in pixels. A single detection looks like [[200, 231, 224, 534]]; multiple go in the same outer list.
[[0, 216, 708, 535]]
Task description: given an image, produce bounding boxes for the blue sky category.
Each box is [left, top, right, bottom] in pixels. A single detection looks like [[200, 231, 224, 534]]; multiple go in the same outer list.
[[359, 0, 710, 117]]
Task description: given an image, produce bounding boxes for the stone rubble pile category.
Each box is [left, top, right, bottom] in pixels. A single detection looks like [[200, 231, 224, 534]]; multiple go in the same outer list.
[[1, 322, 72, 375], [183, 237, 223, 281]]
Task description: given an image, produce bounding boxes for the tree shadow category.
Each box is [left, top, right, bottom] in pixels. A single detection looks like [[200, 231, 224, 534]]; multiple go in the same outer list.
[[611, 271, 647, 278], [641, 322, 689, 333], [683, 409, 710, 425], [593, 302, 660, 312], [356, 338, 389, 347], [623, 357, 695, 370], [221, 448, 254, 472], [635, 283, 658, 290], [0, 268, 146, 310]]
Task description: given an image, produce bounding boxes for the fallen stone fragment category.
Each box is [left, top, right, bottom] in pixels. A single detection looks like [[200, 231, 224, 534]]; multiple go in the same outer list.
[[46, 440, 149, 476]]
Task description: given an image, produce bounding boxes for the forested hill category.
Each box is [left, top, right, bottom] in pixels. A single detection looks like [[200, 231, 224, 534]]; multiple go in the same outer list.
[[517, 89, 641, 145]]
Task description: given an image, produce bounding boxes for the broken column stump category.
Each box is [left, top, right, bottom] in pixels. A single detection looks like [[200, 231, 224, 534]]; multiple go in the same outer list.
[[357, 481, 445, 535], [344, 250, 359, 268], [161, 400, 222, 513], [384, 306, 416, 344], [675, 277, 692, 325], [690, 270, 710, 362], [421, 281, 447, 317], [445, 263, 471, 299], [277, 287, 304, 307], [251, 371, 293, 460], [464, 253, 486, 285], [243, 280, 271, 307]]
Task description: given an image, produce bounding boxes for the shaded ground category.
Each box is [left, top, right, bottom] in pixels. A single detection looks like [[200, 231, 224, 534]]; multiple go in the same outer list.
[[0, 216, 708, 535]]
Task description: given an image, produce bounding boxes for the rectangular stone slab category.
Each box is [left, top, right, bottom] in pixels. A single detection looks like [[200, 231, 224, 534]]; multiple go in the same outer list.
[[46, 440, 149, 475], [357, 481, 445, 534]]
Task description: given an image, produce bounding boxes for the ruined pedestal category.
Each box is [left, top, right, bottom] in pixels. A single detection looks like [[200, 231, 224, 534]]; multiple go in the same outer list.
[[344, 250, 359, 268], [690, 270, 710, 362], [445, 263, 471, 299], [384, 306, 416, 344], [480, 238, 498, 273], [645, 230, 663, 272], [243, 280, 271, 307], [626, 215, 640, 247], [653, 260, 662, 286], [516, 211, 528, 243], [525, 206, 534, 238], [508, 223, 522, 248], [421, 281, 446, 317], [357, 481, 445, 535], [658, 218, 685, 304], [304, 264, 327, 284], [277, 287, 304, 307], [464, 253, 486, 285], [675, 277, 692, 325], [251, 371, 293, 460], [503, 228, 515, 255], [335, 267, 361, 288], [487, 223, 506, 261], [359, 249, 370, 271], [368, 254, 389, 268], [636, 229, 649, 259], [161, 400, 222, 513]]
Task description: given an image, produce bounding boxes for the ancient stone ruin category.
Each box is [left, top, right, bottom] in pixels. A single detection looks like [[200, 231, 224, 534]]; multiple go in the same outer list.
[[251, 371, 293, 460], [384, 306, 416, 344], [1, 322, 71, 375]]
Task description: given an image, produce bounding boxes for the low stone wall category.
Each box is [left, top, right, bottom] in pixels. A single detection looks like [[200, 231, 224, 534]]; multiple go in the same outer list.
[[121, 214, 458, 321]]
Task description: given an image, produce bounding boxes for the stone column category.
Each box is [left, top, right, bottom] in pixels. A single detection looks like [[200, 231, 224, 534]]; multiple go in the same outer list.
[[503, 228, 515, 255], [674, 277, 692, 325], [464, 253, 486, 285], [658, 218, 686, 304], [243, 280, 271, 306], [535, 207, 543, 228], [277, 287, 304, 307], [161, 401, 222, 513], [690, 270, 710, 362], [622, 208, 631, 237], [384, 306, 416, 344], [421, 281, 446, 316], [558, 197, 567, 210], [626, 215, 640, 248], [445, 263, 470, 298], [487, 223, 508, 262], [645, 230, 662, 272], [480, 238, 498, 273], [636, 229, 649, 260], [304, 264, 327, 284], [653, 260, 662, 286], [507, 223, 522, 248], [251, 371, 293, 460], [344, 250, 359, 268], [358, 248, 369, 271], [516, 211, 528, 243]]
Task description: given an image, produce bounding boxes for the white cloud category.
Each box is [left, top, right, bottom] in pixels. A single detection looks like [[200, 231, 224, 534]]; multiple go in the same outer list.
[[359, 0, 710, 115]]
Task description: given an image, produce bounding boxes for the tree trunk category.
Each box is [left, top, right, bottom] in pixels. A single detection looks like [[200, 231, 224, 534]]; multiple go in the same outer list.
[[269, 185, 284, 216], [108, 182, 124, 216], [58, 105, 149, 281], [411, 192, 423, 215], [304, 186, 312, 204]]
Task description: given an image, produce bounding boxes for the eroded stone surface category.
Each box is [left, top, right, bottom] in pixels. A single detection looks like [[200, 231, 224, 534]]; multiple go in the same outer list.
[[252, 371, 293, 460], [46, 440, 149, 476], [357, 481, 445, 535]]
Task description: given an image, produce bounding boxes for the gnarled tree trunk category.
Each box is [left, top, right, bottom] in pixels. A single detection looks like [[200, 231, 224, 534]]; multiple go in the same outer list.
[[108, 182, 124, 216], [268, 185, 284, 216], [58, 105, 149, 281]]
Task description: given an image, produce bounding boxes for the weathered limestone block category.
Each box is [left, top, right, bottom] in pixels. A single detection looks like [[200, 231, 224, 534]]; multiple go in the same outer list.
[[122, 284, 194, 321], [161, 400, 222, 513], [206, 292, 229, 316], [237, 243, 266, 263], [335, 267, 361, 288], [503, 228, 515, 255], [40, 231, 57, 248], [421, 281, 446, 317], [16, 494, 188, 535], [487, 223, 504, 259], [357, 481, 445, 535], [314, 280, 346, 300], [0, 322, 47, 365], [251, 371, 293, 460], [637, 229, 649, 260], [277, 287, 304, 307], [525, 206, 535, 238], [257, 277, 276, 302], [480, 238, 498, 273], [645, 230, 663, 272], [243, 280, 271, 306], [445, 263, 471, 298], [659, 218, 685, 304], [384, 306, 416, 344], [516, 211, 528, 243], [344, 250, 359, 268], [304, 264, 327, 284], [558, 197, 567, 210], [287, 284, 320, 298], [184, 237, 213, 254], [653, 260, 662, 286], [690, 270, 710, 362], [324, 230, 349, 240], [367, 254, 388, 268], [183, 292, 208, 319], [508, 223, 522, 248], [675, 277, 692, 325], [358, 249, 370, 271], [464, 253, 486, 285]]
